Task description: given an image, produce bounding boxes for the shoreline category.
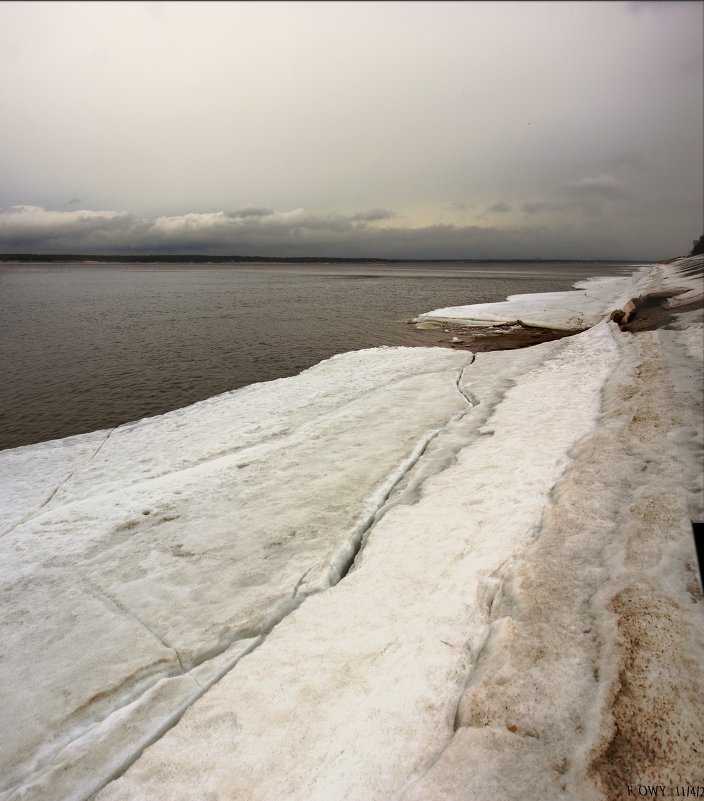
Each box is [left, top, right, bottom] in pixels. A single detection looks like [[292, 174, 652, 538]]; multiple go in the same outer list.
[[0, 260, 638, 453]]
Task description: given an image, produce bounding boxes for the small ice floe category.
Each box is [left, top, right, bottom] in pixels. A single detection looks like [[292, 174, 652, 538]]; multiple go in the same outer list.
[[452, 336, 463, 343]]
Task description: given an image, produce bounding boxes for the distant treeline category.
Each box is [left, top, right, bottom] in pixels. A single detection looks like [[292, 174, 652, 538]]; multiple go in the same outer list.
[[0, 253, 640, 264]]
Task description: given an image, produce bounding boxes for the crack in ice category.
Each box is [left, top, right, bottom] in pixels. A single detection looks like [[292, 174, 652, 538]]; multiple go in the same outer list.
[[69, 347, 539, 801], [341, 357, 478, 578], [0, 428, 116, 540], [84, 579, 187, 674]]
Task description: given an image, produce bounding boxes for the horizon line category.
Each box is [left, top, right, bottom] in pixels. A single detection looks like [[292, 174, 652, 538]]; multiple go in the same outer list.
[[0, 252, 657, 265]]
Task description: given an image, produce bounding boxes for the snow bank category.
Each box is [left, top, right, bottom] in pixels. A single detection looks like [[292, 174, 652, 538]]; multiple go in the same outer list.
[[1, 256, 701, 801]]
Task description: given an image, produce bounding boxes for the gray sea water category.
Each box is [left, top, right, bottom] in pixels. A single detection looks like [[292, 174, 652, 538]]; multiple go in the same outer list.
[[0, 260, 634, 450]]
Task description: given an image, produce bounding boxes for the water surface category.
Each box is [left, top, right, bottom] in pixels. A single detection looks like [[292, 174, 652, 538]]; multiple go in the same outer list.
[[0, 261, 633, 450]]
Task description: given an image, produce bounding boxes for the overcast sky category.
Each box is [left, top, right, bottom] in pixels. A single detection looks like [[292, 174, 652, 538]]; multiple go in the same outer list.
[[0, 1, 701, 259]]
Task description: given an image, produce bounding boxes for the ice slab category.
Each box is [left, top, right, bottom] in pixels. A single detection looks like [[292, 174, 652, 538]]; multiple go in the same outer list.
[[415, 265, 653, 330], [417, 257, 703, 334], [0, 346, 471, 799]]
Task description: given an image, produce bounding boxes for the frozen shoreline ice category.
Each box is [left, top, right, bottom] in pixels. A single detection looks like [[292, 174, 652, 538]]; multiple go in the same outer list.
[[414, 264, 656, 330], [0, 256, 702, 800]]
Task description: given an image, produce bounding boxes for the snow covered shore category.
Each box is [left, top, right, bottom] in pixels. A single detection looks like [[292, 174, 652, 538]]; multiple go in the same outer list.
[[1, 257, 702, 801]]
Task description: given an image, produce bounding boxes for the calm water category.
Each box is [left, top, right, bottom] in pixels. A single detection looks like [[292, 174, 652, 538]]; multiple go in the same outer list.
[[0, 261, 634, 450]]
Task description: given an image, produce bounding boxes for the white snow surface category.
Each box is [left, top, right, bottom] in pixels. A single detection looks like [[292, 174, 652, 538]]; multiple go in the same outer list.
[[1, 258, 702, 801]]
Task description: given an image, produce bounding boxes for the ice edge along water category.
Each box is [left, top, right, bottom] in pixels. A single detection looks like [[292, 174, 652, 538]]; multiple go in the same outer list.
[[1, 257, 702, 801]]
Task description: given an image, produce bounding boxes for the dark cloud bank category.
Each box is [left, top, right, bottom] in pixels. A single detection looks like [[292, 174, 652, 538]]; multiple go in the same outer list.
[[0, 205, 680, 260]]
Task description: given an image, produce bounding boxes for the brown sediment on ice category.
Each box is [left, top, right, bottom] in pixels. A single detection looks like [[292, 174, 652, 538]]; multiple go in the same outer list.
[[400, 321, 704, 801], [588, 586, 704, 794], [585, 336, 704, 797], [425, 322, 583, 353], [426, 285, 704, 353]]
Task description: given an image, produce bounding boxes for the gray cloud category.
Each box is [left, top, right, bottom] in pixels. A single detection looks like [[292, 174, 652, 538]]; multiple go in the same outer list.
[[226, 207, 274, 219], [521, 199, 603, 216], [349, 209, 396, 223], [0, 2, 700, 259], [0, 204, 669, 259], [575, 154, 646, 174], [627, 1, 694, 13], [0, 205, 401, 253], [563, 175, 628, 199], [488, 201, 512, 214], [678, 51, 704, 77], [522, 201, 573, 215]]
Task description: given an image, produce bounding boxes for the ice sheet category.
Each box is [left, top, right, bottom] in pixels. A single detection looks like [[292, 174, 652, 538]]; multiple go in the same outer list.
[[417, 257, 703, 334], [1, 257, 701, 801], [0, 429, 109, 534], [0, 347, 471, 799]]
